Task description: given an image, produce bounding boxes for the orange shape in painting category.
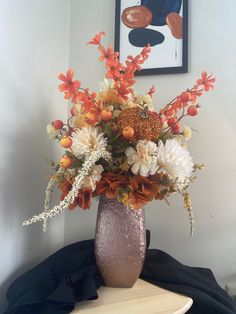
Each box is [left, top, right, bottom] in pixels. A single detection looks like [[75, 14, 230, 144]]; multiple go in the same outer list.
[[121, 5, 153, 29], [166, 12, 183, 39]]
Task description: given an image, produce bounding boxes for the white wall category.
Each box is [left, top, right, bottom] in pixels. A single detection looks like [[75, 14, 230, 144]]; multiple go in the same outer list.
[[0, 0, 70, 311], [65, 0, 236, 287]]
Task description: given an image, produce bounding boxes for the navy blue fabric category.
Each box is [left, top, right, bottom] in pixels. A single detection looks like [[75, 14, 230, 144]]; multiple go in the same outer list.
[[4, 232, 236, 314], [4, 240, 102, 314], [141, 249, 236, 314]]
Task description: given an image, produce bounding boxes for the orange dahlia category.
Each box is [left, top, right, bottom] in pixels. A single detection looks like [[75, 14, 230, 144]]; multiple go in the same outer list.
[[127, 175, 159, 209], [94, 172, 129, 199], [59, 180, 92, 210]]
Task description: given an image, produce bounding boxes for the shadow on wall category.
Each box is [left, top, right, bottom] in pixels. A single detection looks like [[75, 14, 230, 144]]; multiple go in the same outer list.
[[0, 93, 57, 311]]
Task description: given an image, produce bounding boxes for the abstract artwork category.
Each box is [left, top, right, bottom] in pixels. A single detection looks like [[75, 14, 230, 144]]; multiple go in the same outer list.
[[115, 0, 188, 75]]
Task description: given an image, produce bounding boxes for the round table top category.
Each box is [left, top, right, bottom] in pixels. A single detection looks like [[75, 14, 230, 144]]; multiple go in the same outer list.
[[71, 279, 193, 314]]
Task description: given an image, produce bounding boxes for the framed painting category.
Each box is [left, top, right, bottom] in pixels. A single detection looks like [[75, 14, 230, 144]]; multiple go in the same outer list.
[[115, 0, 188, 75]]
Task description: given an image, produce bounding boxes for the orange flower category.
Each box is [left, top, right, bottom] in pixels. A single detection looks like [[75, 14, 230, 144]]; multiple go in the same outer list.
[[127, 175, 158, 209], [58, 69, 81, 103], [141, 45, 151, 61], [99, 45, 119, 62], [60, 180, 73, 200], [98, 89, 124, 105], [59, 180, 92, 210], [78, 187, 92, 209], [94, 172, 129, 199], [59, 179, 78, 210], [114, 80, 134, 100], [148, 85, 155, 97], [87, 31, 105, 45], [89, 33, 151, 100], [81, 100, 102, 125], [125, 44, 151, 72], [196, 71, 215, 91]]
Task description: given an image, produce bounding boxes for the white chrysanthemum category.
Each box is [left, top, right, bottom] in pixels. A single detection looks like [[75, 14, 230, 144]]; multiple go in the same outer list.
[[125, 140, 158, 177], [46, 124, 59, 140], [71, 127, 107, 159], [156, 139, 194, 190], [98, 77, 114, 92], [82, 164, 104, 191]]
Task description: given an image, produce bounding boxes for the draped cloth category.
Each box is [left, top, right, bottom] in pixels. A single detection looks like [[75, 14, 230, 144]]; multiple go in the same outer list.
[[4, 232, 236, 314]]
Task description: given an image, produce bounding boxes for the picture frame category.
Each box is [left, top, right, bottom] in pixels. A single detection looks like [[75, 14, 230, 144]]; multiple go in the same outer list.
[[115, 0, 188, 76]]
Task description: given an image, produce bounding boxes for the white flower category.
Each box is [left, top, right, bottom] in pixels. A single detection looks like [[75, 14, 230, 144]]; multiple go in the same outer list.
[[156, 139, 194, 190], [183, 125, 192, 141], [113, 109, 121, 118], [82, 164, 104, 191], [125, 140, 158, 177], [71, 127, 107, 159], [135, 94, 153, 110], [46, 123, 59, 140], [99, 77, 114, 92]]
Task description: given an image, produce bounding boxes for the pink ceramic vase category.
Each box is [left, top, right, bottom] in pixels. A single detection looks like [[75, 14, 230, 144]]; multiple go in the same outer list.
[[95, 196, 146, 288]]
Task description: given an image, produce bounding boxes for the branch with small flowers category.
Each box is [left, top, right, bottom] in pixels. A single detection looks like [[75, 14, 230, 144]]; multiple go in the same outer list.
[[182, 190, 194, 237], [23, 149, 111, 229], [24, 31, 215, 237]]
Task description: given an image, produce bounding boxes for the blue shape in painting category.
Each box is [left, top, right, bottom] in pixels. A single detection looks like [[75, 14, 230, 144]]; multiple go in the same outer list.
[[128, 28, 165, 47], [141, 0, 182, 26]]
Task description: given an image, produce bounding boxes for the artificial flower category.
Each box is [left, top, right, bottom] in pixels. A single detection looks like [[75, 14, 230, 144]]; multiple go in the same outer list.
[[113, 109, 121, 118], [82, 164, 104, 191], [98, 77, 114, 92], [80, 100, 102, 125], [98, 88, 124, 105], [182, 125, 192, 141], [156, 139, 194, 190], [94, 172, 129, 199], [127, 175, 158, 209], [196, 71, 215, 91], [46, 123, 59, 140], [125, 140, 158, 177], [87, 31, 105, 45], [77, 187, 92, 209], [71, 127, 107, 159], [116, 190, 129, 205], [135, 94, 153, 110], [124, 99, 138, 109], [73, 112, 90, 128], [59, 179, 92, 210], [99, 45, 119, 63], [58, 69, 80, 103], [148, 85, 155, 97], [23, 31, 215, 238], [59, 179, 78, 210]]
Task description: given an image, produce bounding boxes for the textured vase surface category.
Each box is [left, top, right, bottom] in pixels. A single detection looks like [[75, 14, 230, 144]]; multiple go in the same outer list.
[[95, 196, 146, 288]]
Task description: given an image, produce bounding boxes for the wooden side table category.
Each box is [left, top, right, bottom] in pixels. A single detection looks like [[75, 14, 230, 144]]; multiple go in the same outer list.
[[72, 279, 193, 314]]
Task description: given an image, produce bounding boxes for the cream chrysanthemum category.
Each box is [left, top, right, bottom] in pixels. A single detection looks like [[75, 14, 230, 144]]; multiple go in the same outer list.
[[156, 139, 194, 190], [82, 164, 104, 191], [46, 123, 59, 140], [71, 127, 107, 159], [135, 94, 153, 110], [125, 140, 158, 177]]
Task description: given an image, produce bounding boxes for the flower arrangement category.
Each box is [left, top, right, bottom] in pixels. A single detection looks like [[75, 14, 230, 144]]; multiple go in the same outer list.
[[23, 32, 215, 236]]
